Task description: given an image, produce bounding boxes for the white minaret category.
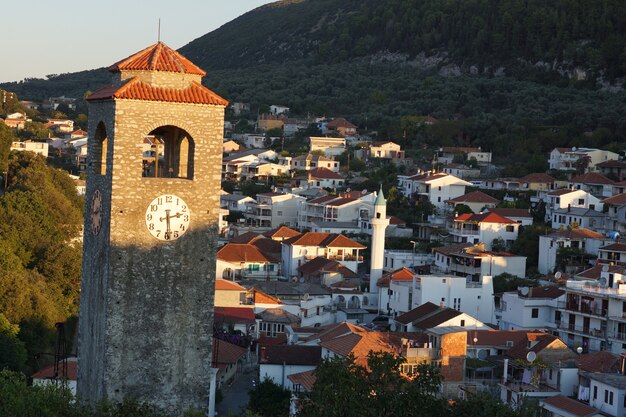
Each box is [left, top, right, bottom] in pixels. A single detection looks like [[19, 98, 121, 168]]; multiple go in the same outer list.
[[369, 185, 389, 294]]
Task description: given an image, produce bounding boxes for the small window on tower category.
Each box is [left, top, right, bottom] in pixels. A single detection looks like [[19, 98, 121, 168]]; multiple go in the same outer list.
[[93, 121, 108, 176], [376, 212, 381, 219]]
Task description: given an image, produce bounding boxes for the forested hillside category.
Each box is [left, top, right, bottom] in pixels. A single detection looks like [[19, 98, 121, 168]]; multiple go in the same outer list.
[[0, 125, 83, 373]]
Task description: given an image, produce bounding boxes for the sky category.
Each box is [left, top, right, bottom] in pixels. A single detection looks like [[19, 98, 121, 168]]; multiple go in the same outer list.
[[1, 0, 273, 83]]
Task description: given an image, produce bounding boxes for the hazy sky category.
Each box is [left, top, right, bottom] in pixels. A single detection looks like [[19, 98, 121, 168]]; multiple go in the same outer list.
[[1, 0, 273, 83]]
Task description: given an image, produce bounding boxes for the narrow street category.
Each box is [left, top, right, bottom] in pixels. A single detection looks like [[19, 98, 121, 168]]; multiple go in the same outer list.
[[216, 354, 258, 417]]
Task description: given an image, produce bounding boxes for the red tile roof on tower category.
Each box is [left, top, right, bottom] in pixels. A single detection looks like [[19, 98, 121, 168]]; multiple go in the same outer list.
[[447, 191, 499, 204], [570, 172, 614, 185], [454, 212, 516, 224], [87, 77, 228, 106], [109, 42, 206, 75]]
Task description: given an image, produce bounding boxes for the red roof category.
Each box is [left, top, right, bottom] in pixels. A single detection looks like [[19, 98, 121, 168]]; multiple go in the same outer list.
[[283, 232, 365, 249], [518, 173, 556, 183], [213, 339, 248, 366], [550, 228, 604, 239], [308, 167, 344, 180], [217, 243, 278, 263], [109, 42, 206, 75], [32, 360, 77, 381], [570, 172, 614, 185], [603, 192, 626, 205], [326, 118, 356, 129], [448, 191, 499, 204], [541, 395, 598, 417], [87, 77, 228, 106], [288, 369, 316, 391], [215, 279, 247, 291], [214, 306, 256, 324], [455, 212, 516, 224]]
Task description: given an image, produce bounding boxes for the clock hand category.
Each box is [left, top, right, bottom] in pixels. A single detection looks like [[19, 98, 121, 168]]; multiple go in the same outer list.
[[159, 209, 172, 235]]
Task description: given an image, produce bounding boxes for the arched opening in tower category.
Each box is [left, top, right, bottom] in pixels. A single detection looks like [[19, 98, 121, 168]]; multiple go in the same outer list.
[[142, 125, 194, 179], [93, 122, 108, 176]]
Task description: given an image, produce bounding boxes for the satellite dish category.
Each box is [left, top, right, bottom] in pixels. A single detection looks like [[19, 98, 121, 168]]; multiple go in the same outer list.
[[602, 264, 609, 272], [599, 277, 608, 288], [526, 351, 537, 363], [303, 293, 310, 300], [299, 277, 305, 283], [478, 349, 488, 360], [555, 272, 562, 279], [520, 287, 530, 296]]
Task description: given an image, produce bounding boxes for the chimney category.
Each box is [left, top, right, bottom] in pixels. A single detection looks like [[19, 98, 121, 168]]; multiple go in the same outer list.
[[568, 204, 571, 212]]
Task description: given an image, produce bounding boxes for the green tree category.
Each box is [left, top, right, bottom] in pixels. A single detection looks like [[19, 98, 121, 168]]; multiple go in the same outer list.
[[247, 378, 291, 417]]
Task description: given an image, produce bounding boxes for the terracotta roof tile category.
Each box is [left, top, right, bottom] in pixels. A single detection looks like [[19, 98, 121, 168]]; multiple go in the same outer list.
[[455, 212, 516, 224], [308, 167, 344, 180], [230, 231, 261, 243], [541, 395, 598, 417], [109, 42, 206, 75], [32, 359, 77, 380], [262, 226, 301, 240], [214, 339, 248, 365], [575, 351, 621, 373], [288, 369, 316, 391], [394, 302, 442, 325], [597, 160, 626, 168], [570, 172, 614, 185], [603, 193, 626, 205], [283, 232, 365, 249], [448, 191, 499, 204], [600, 243, 626, 251], [217, 243, 278, 263], [549, 228, 604, 240], [260, 345, 321, 365], [518, 173, 556, 183], [87, 77, 228, 106], [214, 307, 256, 324], [520, 286, 564, 299], [215, 279, 247, 291], [377, 267, 416, 287], [326, 118, 356, 129], [298, 257, 357, 277], [576, 264, 626, 279]]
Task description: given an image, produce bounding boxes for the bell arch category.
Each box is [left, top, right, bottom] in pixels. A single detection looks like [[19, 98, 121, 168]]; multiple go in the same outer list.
[[93, 121, 108, 176], [142, 125, 195, 179]]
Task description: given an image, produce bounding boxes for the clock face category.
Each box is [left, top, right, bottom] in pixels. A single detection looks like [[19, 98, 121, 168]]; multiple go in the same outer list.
[[91, 190, 102, 236], [145, 194, 190, 241]]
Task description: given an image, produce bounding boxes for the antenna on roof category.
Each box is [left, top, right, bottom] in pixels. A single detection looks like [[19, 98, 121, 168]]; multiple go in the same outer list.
[[158, 18, 161, 42]]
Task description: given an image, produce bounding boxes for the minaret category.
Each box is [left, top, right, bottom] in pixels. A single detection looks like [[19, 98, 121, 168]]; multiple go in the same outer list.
[[369, 185, 389, 293]]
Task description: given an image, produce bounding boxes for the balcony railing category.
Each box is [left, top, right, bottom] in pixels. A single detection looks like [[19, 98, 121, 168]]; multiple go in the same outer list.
[[402, 347, 441, 360], [558, 302, 607, 318], [555, 322, 606, 338], [327, 254, 363, 262]]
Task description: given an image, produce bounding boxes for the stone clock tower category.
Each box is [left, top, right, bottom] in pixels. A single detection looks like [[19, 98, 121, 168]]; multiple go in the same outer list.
[[77, 42, 227, 414]]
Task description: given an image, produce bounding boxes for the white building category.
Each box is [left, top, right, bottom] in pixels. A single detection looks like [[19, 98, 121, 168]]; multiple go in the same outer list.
[[388, 273, 495, 324], [244, 192, 305, 228], [545, 189, 603, 221], [369, 141, 404, 160], [438, 146, 492, 166], [297, 191, 376, 230], [292, 167, 345, 189], [433, 243, 527, 281], [449, 212, 520, 250], [397, 171, 471, 210], [269, 105, 290, 115], [603, 193, 626, 236], [259, 345, 320, 391], [280, 232, 365, 280], [220, 192, 256, 212], [216, 243, 280, 281], [568, 172, 615, 199], [549, 147, 619, 172], [498, 286, 565, 331], [537, 228, 609, 275], [309, 137, 346, 158], [278, 154, 340, 172], [10, 140, 49, 158]]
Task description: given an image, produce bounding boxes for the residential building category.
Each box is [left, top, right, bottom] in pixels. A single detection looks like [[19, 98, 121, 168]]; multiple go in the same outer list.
[[449, 212, 520, 250], [538, 228, 609, 275], [549, 147, 619, 172], [397, 171, 471, 210], [214, 306, 255, 335], [438, 147, 492, 166], [369, 141, 404, 160], [241, 161, 285, 182], [442, 163, 481, 179], [545, 189, 603, 223], [569, 173, 615, 198], [214, 279, 248, 307], [10, 140, 49, 157], [230, 102, 249, 116], [257, 113, 285, 131], [259, 345, 321, 390], [585, 372, 626, 417], [393, 302, 489, 332], [383, 250, 434, 272], [485, 208, 534, 226], [216, 243, 280, 281], [597, 159, 626, 182], [539, 394, 601, 417], [498, 286, 565, 331], [433, 243, 527, 281], [597, 243, 626, 267], [445, 191, 499, 215], [387, 273, 495, 324], [269, 105, 290, 115], [518, 173, 558, 192], [551, 207, 606, 231], [309, 137, 346, 157], [281, 232, 365, 279], [602, 193, 626, 235], [220, 192, 256, 212], [242, 134, 272, 149], [278, 153, 340, 172], [297, 191, 376, 230], [297, 257, 357, 286], [324, 118, 357, 137], [222, 140, 241, 154], [292, 167, 345, 189], [244, 192, 305, 228], [32, 358, 77, 395], [213, 339, 248, 389]]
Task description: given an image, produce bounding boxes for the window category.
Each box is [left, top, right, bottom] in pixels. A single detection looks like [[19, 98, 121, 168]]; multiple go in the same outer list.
[[578, 199, 584, 205], [605, 390, 608, 403], [277, 211, 283, 216], [93, 121, 108, 175], [460, 320, 465, 326], [505, 225, 514, 232], [593, 386, 597, 400], [609, 391, 614, 405], [437, 196, 441, 202], [531, 308, 539, 318]]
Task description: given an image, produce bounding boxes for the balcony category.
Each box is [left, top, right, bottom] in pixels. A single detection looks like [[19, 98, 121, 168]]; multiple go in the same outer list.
[[327, 254, 363, 262], [450, 227, 479, 236], [402, 347, 441, 360], [607, 331, 626, 341], [555, 322, 606, 338], [558, 302, 607, 318]]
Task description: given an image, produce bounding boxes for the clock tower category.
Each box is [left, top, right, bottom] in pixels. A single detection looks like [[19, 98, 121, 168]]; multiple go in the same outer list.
[[77, 42, 227, 414]]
